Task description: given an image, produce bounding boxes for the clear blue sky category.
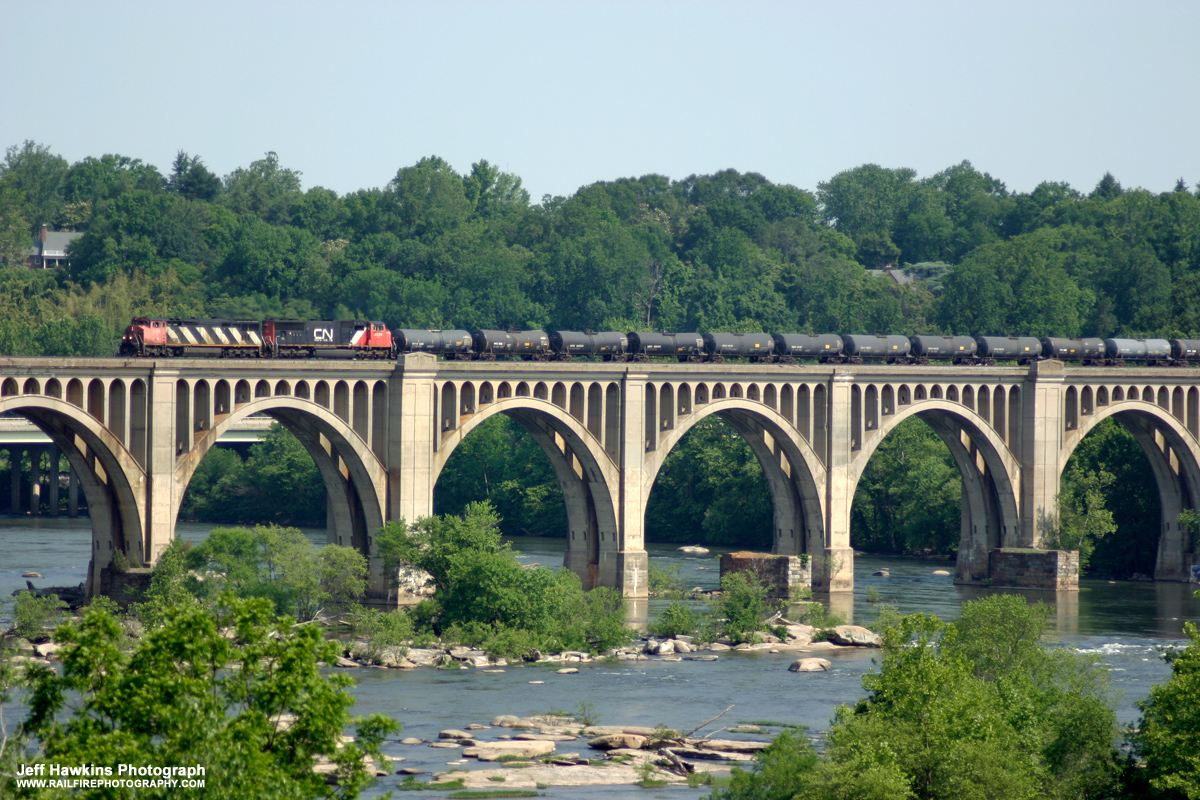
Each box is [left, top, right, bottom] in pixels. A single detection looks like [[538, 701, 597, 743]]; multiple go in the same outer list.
[[3, 1, 1197, 200]]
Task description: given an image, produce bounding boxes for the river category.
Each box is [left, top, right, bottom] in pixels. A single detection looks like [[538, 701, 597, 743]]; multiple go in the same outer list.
[[3, 518, 1198, 799]]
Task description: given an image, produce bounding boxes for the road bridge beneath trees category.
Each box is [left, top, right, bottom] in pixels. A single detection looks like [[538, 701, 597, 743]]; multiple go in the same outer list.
[[1, 354, 1197, 603]]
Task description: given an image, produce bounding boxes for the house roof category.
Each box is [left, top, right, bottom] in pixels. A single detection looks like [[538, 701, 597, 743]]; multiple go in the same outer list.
[[36, 231, 83, 258]]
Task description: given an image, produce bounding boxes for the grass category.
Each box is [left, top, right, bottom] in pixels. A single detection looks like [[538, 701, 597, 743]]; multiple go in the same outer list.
[[398, 776, 466, 791], [446, 792, 540, 799], [488, 776, 506, 781]]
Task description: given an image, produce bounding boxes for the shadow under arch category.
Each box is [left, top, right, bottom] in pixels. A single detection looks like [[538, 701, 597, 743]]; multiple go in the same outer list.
[[850, 400, 1022, 584], [645, 398, 828, 559], [0, 395, 147, 593], [433, 397, 621, 590], [1063, 400, 1200, 581], [178, 397, 389, 592]]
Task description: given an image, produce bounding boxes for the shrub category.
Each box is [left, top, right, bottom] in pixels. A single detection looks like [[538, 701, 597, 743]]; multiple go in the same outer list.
[[649, 600, 698, 639], [353, 607, 413, 662], [12, 591, 67, 640], [714, 572, 773, 643]]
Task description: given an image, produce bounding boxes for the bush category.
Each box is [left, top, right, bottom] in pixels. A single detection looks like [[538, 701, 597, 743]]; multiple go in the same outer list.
[[649, 600, 698, 639], [384, 503, 631, 657], [12, 591, 67, 640], [1134, 620, 1200, 797], [714, 572, 773, 643], [353, 607, 413, 663]]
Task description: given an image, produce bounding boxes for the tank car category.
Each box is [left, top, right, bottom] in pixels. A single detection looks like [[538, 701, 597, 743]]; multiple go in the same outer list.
[[1170, 339, 1200, 364], [841, 334, 912, 364], [120, 318, 264, 358], [265, 320, 394, 358], [471, 330, 551, 360], [627, 332, 704, 362], [1040, 337, 1105, 363], [975, 336, 1042, 364], [549, 331, 629, 361], [702, 333, 775, 362], [395, 329, 473, 358], [771, 333, 844, 363], [909, 335, 979, 364], [1104, 338, 1171, 365]]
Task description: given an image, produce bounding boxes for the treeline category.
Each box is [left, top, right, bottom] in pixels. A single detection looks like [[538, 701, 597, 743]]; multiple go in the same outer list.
[[3, 141, 1190, 573]]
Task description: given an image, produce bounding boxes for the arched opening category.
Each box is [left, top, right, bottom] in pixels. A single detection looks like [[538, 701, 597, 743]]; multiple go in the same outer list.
[[1059, 407, 1200, 581], [45, 379, 61, 399], [433, 399, 620, 591], [294, 380, 310, 401], [850, 402, 1021, 586], [23, 378, 40, 395], [255, 380, 271, 399], [215, 380, 231, 415], [275, 380, 291, 397], [852, 416, 962, 558], [645, 403, 826, 592]]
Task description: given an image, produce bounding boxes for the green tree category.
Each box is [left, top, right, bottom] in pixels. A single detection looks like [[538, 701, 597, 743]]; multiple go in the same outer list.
[[1044, 462, 1118, 570], [19, 596, 398, 800], [168, 151, 221, 202], [0, 140, 68, 230], [222, 151, 303, 224], [1135, 621, 1200, 798]]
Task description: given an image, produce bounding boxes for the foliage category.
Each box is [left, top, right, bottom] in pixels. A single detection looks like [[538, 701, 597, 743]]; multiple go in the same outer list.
[[712, 595, 1120, 800], [385, 504, 632, 657], [713, 572, 775, 644], [179, 423, 326, 528], [645, 416, 773, 547], [17, 595, 399, 800], [11, 591, 67, 640], [649, 562, 687, 598], [186, 524, 367, 621], [648, 600, 698, 639], [1044, 461, 1118, 570], [352, 607, 414, 663], [1134, 621, 1200, 798], [851, 417, 961, 554]]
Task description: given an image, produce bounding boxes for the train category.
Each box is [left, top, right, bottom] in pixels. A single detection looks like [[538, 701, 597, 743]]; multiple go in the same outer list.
[[118, 317, 1200, 367]]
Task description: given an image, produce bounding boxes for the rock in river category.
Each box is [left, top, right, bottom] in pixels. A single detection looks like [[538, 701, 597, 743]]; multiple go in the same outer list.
[[788, 657, 832, 672], [826, 625, 882, 647]]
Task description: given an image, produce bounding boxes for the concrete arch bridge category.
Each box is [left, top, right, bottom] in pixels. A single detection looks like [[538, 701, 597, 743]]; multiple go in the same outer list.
[[1, 355, 1197, 602]]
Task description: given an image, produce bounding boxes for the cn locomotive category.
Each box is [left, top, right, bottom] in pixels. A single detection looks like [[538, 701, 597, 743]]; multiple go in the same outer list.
[[119, 317, 1200, 367]]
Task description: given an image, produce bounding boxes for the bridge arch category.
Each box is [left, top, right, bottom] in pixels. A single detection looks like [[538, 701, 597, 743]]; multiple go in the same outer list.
[[850, 399, 1022, 584], [0, 395, 148, 592], [178, 396, 389, 594], [1063, 400, 1200, 581], [644, 397, 828, 562], [432, 396, 620, 589]]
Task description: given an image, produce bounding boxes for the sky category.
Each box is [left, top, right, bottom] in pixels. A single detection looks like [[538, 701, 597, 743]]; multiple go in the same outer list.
[[3, 1, 1198, 201]]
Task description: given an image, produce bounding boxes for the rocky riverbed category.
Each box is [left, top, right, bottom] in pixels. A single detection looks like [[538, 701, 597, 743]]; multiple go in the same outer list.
[[332, 623, 882, 672], [389, 712, 793, 790]]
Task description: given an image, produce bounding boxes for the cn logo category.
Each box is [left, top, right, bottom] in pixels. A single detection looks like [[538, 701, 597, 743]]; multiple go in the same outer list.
[[314, 328, 334, 342]]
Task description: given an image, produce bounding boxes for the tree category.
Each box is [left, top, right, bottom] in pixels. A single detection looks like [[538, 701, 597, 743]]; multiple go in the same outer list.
[[222, 152, 303, 224], [0, 140, 67, 231], [1044, 462, 1118, 569], [1136, 620, 1200, 798], [169, 151, 221, 202], [463, 159, 530, 217], [19, 596, 398, 800], [385, 156, 472, 239]]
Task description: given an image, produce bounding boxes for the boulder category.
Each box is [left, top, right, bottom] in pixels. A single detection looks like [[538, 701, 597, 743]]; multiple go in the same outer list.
[[652, 640, 675, 656], [691, 738, 768, 753], [588, 733, 648, 750], [334, 656, 361, 668], [439, 729, 474, 740], [34, 642, 62, 658], [788, 657, 832, 672], [556, 667, 579, 674], [672, 639, 692, 653], [429, 741, 463, 749], [515, 733, 578, 742], [400, 738, 424, 745], [584, 726, 659, 737], [683, 654, 719, 661], [932, 569, 950, 576], [708, 642, 731, 651], [21, 572, 41, 578], [466, 740, 556, 761], [784, 624, 815, 645], [466, 724, 490, 730], [826, 625, 882, 647], [678, 545, 710, 554], [872, 569, 890, 577]]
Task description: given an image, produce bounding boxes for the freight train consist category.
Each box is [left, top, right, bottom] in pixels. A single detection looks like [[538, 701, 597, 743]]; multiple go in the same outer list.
[[119, 317, 1200, 367]]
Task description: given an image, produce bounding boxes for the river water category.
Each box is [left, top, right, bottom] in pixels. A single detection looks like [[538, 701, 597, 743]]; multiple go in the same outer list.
[[3, 518, 1199, 799]]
